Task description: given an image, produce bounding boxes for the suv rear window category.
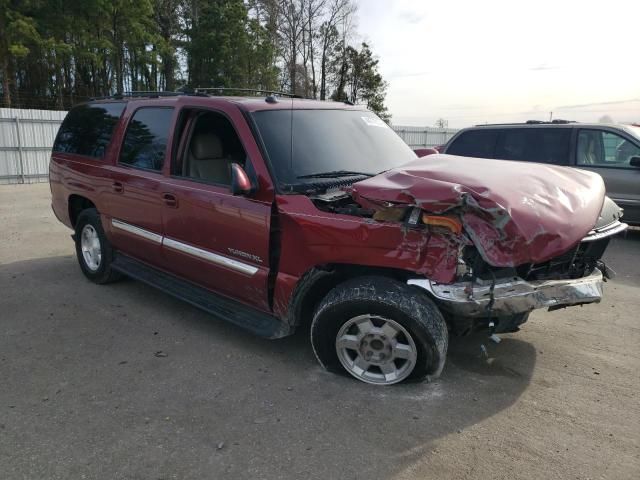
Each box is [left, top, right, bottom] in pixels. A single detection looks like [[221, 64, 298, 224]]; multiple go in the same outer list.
[[53, 102, 125, 158], [496, 128, 571, 165], [447, 129, 498, 158]]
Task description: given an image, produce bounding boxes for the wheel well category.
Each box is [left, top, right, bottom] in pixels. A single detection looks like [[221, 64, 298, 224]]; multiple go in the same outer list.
[[288, 264, 412, 330], [68, 195, 96, 228]]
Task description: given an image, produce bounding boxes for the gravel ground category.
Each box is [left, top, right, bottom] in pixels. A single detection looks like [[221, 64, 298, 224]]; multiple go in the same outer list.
[[1, 183, 639, 480]]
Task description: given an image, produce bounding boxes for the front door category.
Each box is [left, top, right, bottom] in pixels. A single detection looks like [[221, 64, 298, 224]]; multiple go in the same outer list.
[[575, 128, 640, 223], [160, 107, 273, 312]]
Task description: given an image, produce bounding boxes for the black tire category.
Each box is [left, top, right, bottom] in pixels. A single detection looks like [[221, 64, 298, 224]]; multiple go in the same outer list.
[[74, 208, 122, 284], [311, 276, 448, 385]]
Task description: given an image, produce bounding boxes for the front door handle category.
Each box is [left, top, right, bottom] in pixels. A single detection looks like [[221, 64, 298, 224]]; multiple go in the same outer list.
[[163, 193, 178, 208], [112, 181, 124, 193]]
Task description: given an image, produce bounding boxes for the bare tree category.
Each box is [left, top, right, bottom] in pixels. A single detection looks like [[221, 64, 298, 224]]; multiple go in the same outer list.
[[435, 118, 448, 128], [248, 0, 280, 69], [251, 0, 368, 104], [300, 0, 325, 98], [277, 0, 305, 94], [318, 0, 354, 100]]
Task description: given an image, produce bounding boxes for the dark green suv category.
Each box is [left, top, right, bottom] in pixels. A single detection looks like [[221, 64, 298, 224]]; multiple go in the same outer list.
[[442, 121, 640, 225]]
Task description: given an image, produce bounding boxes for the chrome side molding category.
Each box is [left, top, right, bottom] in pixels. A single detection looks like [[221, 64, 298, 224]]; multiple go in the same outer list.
[[111, 219, 162, 244], [163, 237, 258, 276], [111, 218, 258, 276]]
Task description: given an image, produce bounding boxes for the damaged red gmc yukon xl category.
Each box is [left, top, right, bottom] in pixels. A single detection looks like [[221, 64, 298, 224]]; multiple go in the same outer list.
[[50, 93, 628, 385]]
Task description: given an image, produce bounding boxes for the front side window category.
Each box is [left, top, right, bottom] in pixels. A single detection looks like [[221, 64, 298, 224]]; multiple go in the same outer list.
[[53, 102, 125, 158], [577, 130, 640, 168], [119, 108, 173, 171], [251, 109, 416, 188], [173, 111, 246, 185], [446, 129, 499, 158]]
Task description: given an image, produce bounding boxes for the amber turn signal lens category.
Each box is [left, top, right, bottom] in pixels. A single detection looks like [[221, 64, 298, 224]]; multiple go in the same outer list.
[[421, 214, 463, 234]]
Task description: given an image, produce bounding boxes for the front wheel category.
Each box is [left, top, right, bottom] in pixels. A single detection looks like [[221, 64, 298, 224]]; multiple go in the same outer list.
[[310, 276, 448, 385]]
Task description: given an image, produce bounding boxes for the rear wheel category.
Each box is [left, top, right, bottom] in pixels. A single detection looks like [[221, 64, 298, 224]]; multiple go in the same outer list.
[[311, 276, 448, 385], [74, 208, 121, 284]]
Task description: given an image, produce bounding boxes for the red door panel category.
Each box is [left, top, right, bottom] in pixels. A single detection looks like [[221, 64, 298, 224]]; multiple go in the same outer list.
[[160, 177, 272, 312], [101, 167, 166, 266]]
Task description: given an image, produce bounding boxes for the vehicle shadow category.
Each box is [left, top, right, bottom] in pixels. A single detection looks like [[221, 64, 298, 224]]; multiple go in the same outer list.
[[0, 255, 536, 480], [603, 227, 640, 288]]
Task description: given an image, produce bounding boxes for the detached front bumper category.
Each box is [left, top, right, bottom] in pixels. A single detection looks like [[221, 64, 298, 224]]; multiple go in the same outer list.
[[408, 268, 604, 317]]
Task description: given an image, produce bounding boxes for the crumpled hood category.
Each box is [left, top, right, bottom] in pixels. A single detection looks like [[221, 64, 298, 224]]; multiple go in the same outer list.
[[351, 154, 606, 267]]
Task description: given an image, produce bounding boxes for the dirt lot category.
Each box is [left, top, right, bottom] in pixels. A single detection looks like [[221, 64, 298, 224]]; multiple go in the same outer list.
[[1, 183, 639, 480]]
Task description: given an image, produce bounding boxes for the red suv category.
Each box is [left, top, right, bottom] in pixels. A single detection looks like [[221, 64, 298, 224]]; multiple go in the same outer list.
[[50, 92, 626, 385]]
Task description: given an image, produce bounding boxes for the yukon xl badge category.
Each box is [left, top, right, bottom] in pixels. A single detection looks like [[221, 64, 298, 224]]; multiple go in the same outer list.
[[228, 248, 263, 264]]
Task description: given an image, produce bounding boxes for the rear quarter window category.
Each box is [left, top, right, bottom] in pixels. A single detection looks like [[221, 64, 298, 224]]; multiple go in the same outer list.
[[53, 103, 125, 158], [446, 129, 499, 158]]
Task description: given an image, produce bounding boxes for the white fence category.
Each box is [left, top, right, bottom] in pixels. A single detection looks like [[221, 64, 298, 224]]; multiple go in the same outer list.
[[0, 108, 459, 185], [392, 125, 458, 148], [0, 108, 67, 184]]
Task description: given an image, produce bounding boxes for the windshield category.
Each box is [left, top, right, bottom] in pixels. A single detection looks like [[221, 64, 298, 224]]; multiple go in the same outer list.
[[625, 125, 640, 140], [251, 109, 416, 188]]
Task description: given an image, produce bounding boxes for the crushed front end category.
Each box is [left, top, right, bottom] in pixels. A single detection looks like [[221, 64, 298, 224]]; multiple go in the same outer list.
[[408, 224, 624, 318], [348, 155, 628, 329]]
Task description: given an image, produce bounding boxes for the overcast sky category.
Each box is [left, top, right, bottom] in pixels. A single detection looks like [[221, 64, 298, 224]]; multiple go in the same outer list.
[[355, 0, 640, 127]]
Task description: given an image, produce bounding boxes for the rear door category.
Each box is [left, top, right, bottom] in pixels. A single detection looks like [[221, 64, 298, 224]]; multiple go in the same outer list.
[[103, 106, 175, 266], [159, 103, 273, 312], [575, 128, 640, 223]]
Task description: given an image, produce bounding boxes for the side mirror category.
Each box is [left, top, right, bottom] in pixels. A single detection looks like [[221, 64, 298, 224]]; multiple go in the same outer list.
[[630, 156, 640, 168], [230, 163, 254, 196]]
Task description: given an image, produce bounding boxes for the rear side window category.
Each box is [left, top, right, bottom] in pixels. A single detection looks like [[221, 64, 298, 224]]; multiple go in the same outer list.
[[119, 108, 173, 171], [53, 103, 125, 158], [446, 130, 498, 158], [496, 128, 571, 165]]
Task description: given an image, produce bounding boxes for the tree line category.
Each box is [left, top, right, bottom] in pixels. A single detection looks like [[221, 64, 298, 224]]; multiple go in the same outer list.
[[0, 0, 390, 120]]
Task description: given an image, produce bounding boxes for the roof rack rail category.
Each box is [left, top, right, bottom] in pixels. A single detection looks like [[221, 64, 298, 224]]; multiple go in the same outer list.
[[89, 90, 200, 101], [474, 120, 578, 127], [126, 90, 183, 97], [194, 87, 303, 98], [89, 87, 307, 103]]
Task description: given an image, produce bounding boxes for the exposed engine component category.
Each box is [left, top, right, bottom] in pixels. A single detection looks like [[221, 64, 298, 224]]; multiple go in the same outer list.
[[461, 235, 611, 283], [310, 188, 375, 217]]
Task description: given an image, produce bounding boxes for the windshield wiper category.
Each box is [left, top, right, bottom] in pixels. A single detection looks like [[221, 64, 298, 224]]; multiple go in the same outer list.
[[296, 170, 374, 179]]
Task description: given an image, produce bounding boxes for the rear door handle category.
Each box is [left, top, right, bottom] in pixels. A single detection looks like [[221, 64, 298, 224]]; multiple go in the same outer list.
[[112, 181, 124, 193], [163, 193, 178, 208]]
